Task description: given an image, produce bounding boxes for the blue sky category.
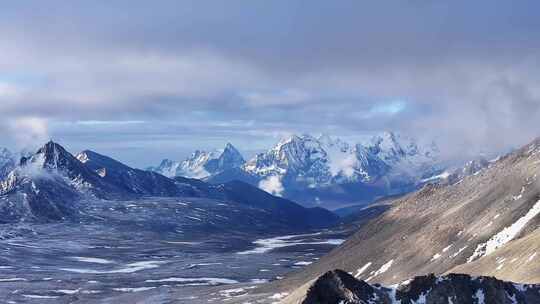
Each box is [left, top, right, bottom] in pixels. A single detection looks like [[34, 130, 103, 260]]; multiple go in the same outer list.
[[1, 1, 540, 166]]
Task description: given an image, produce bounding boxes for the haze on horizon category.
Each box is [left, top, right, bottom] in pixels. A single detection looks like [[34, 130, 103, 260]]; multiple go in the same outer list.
[[1, 1, 539, 167]]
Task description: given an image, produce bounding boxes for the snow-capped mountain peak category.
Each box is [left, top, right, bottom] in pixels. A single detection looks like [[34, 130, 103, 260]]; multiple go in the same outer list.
[[245, 134, 328, 176], [365, 131, 408, 163], [151, 132, 442, 207], [246, 132, 437, 183], [150, 143, 245, 178], [28, 141, 75, 170]]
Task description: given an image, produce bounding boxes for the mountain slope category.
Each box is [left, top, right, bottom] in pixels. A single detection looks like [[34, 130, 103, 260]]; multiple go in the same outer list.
[[267, 136, 540, 297], [0, 167, 80, 222], [0, 141, 119, 222], [77, 150, 182, 196], [449, 224, 540, 284], [216, 180, 340, 230], [170, 177, 339, 230]]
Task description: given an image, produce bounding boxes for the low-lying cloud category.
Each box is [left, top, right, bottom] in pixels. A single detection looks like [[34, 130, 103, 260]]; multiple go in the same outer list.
[[259, 176, 285, 197]]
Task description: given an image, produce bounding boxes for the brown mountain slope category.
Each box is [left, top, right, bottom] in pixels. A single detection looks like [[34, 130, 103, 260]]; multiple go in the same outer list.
[[449, 226, 540, 283], [264, 137, 540, 300]]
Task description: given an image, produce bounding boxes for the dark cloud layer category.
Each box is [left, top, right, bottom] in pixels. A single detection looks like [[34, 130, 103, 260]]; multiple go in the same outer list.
[[1, 1, 539, 166]]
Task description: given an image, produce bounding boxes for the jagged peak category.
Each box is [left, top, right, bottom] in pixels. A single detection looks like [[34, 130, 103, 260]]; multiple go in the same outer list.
[[31, 141, 77, 169], [274, 134, 318, 150], [224, 142, 237, 151], [40, 141, 62, 152], [220, 143, 244, 162], [369, 130, 400, 145], [158, 158, 175, 166]]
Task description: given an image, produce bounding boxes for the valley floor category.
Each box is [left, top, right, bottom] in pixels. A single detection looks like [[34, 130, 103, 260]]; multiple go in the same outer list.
[[0, 198, 348, 304]]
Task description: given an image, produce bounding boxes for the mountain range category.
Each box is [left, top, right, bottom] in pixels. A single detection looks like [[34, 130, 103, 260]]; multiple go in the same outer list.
[[245, 136, 540, 303], [0, 141, 337, 230], [0, 136, 539, 303], [150, 132, 443, 209]]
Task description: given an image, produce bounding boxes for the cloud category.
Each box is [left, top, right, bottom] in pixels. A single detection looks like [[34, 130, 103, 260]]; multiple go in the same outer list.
[[0, 1, 539, 165], [259, 175, 284, 197], [242, 89, 311, 107], [328, 154, 358, 178], [74, 120, 146, 126], [7, 117, 49, 149]]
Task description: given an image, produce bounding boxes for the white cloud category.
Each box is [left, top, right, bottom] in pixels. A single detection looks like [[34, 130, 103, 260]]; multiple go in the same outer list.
[[258, 175, 284, 197], [8, 117, 49, 149]]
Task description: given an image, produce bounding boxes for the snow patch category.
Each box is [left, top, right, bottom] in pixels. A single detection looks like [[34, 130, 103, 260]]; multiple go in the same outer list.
[[449, 246, 468, 259], [113, 287, 156, 292], [269, 292, 288, 300], [0, 278, 27, 282], [237, 233, 343, 255], [354, 262, 372, 278], [144, 277, 238, 285], [474, 289, 485, 304], [468, 199, 540, 262], [23, 295, 59, 299], [70, 257, 114, 264], [60, 260, 166, 274], [442, 244, 453, 252], [366, 259, 393, 281]]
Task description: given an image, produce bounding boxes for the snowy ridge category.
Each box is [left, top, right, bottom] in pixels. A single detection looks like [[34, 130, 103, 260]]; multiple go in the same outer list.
[[242, 132, 440, 199], [150, 132, 441, 207], [150, 143, 245, 178]]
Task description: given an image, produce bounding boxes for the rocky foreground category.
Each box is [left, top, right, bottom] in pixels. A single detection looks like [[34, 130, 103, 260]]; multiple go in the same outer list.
[[284, 269, 540, 304]]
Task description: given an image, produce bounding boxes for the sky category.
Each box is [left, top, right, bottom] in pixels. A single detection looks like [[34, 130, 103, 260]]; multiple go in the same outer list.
[[1, 1, 540, 167]]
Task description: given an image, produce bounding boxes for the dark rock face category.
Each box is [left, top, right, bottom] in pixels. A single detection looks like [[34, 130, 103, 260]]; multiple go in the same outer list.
[[77, 150, 182, 197], [303, 270, 385, 304], [0, 172, 80, 223], [301, 270, 540, 304], [204, 143, 245, 174]]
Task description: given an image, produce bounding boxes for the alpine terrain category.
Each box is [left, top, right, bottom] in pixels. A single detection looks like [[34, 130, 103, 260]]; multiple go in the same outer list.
[[231, 136, 540, 303], [152, 132, 443, 209]]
